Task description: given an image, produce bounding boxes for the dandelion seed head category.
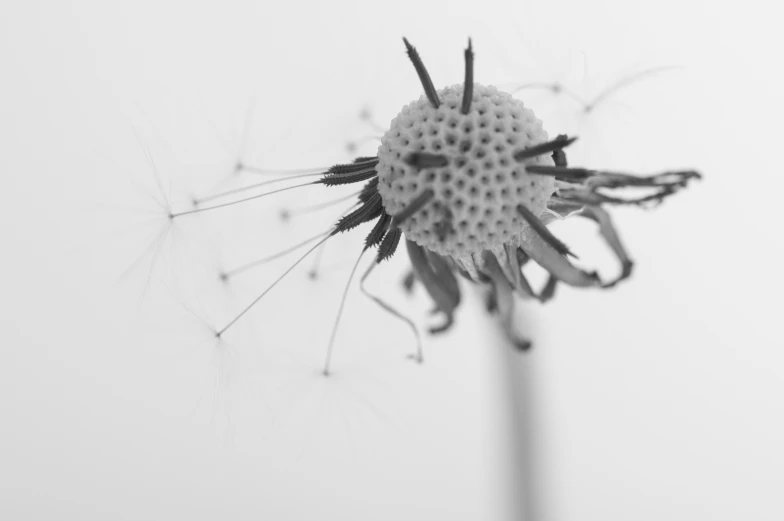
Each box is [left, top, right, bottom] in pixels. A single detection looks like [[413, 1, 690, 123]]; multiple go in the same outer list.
[[377, 84, 555, 258], [171, 37, 701, 363]]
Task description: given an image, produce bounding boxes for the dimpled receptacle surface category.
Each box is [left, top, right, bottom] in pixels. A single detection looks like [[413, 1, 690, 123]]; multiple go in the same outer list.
[[377, 83, 556, 258]]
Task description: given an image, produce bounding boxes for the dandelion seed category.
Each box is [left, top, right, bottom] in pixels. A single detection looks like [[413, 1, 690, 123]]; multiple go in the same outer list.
[[169, 37, 701, 369]]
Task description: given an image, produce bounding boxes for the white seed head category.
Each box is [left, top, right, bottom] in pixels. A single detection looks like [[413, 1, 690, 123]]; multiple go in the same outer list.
[[377, 83, 555, 258]]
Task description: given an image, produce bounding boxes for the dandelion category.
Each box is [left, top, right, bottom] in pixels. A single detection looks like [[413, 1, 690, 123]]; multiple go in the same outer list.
[[169, 38, 700, 374]]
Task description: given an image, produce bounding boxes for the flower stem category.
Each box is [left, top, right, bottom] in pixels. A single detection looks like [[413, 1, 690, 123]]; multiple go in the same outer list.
[[486, 309, 543, 521]]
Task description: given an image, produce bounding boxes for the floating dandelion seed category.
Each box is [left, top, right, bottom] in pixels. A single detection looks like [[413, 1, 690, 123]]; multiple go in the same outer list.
[[169, 37, 701, 374]]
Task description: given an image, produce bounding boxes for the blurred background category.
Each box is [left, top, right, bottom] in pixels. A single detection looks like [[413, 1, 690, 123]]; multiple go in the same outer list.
[[1, 1, 782, 519]]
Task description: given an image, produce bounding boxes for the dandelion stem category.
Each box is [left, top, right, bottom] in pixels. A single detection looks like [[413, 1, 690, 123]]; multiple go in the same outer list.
[[494, 321, 542, 521], [477, 281, 542, 521]]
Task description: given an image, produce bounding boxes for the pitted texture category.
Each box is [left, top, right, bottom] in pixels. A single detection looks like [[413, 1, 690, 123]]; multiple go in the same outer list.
[[377, 83, 555, 258]]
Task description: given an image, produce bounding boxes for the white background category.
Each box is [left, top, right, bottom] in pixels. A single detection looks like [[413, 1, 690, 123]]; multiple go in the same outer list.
[[1, 1, 782, 520]]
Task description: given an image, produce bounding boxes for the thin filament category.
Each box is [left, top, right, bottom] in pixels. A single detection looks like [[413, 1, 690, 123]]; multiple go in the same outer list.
[[323, 249, 366, 376], [360, 261, 422, 363], [222, 229, 332, 280], [195, 171, 324, 205], [240, 164, 325, 176], [170, 181, 317, 219], [284, 190, 361, 219], [307, 238, 329, 279], [215, 235, 332, 337]]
